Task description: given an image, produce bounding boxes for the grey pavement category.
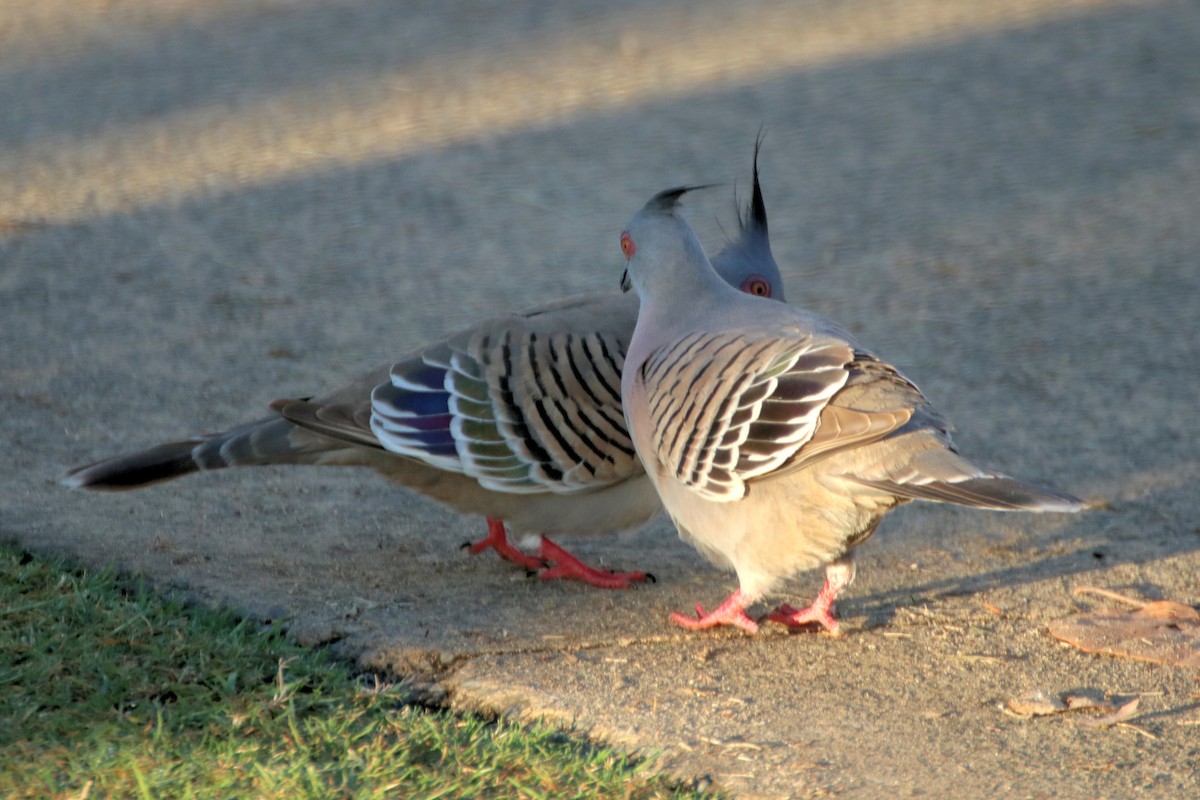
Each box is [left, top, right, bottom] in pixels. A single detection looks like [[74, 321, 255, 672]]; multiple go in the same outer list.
[[3, 1, 1199, 797]]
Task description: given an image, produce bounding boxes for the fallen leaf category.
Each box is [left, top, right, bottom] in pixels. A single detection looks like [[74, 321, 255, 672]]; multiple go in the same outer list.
[[1006, 690, 1067, 717], [1135, 600, 1200, 622], [1048, 594, 1200, 668], [1077, 697, 1141, 729], [1004, 689, 1150, 731], [1063, 693, 1109, 712]]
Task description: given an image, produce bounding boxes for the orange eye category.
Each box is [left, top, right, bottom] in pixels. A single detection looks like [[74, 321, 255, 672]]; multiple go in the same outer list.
[[620, 232, 636, 260], [740, 275, 771, 297]]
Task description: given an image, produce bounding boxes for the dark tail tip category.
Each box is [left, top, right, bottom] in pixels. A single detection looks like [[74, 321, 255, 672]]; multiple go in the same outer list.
[[61, 440, 202, 491]]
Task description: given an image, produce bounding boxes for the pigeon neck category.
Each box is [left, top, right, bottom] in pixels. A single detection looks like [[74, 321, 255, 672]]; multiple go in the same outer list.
[[633, 262, 733, 351]]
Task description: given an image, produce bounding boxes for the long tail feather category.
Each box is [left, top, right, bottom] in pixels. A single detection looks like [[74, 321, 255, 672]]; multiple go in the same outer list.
[[62, 440, 204, 491], [61, 416, 329, 491], [850, 474, 1084, 513]]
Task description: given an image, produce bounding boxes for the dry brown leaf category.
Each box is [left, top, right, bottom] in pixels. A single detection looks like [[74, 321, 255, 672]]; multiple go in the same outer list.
[[1063, 693, 1109, 712], [1077, 697, 1141, 729], [1047, 595, 1200, 669], [1004, 689, 1147, 731], [1135, 600, 1200, 622], [1006, 690, 1067, 717]]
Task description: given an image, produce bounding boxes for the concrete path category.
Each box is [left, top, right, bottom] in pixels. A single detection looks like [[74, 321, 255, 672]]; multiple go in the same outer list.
[[4, 1, 1198, 796]]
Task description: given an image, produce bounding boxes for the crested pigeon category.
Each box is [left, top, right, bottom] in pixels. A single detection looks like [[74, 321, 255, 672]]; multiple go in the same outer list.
[[619, 187, 1083, 632], [63, 150, 787, 589]]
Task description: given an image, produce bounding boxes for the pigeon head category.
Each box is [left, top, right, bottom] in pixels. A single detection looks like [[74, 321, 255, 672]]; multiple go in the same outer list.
[[709, 135, 786, 303], [618, 138, 786, 302], [619, 186, 721, 299]]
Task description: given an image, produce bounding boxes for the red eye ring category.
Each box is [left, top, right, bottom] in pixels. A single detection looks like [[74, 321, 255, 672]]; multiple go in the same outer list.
[[740, 275, 771, 298], [620, 232, 636, 260]]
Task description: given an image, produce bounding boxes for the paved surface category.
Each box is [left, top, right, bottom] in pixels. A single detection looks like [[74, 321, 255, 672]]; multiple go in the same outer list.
[[4, 1, 1199, 797]]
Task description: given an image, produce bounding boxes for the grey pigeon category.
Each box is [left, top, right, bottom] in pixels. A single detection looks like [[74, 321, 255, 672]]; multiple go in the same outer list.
[[619, 187, 1083, 631], [63, 150, 786, 589]]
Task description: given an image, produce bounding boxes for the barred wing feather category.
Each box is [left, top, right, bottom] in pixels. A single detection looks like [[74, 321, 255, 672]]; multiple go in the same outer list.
[[371, 328, 639, 495], [641, 332, 854, 501]]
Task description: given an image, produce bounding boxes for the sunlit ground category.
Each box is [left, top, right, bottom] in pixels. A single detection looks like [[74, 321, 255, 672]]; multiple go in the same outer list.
[[1, 0, 1137, 223]]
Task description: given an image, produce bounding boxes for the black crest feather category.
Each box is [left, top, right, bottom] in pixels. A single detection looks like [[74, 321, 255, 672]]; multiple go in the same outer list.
[[646, 184, 718, 214], [748, 128, 769, 233], [734, 126, 769, 234]]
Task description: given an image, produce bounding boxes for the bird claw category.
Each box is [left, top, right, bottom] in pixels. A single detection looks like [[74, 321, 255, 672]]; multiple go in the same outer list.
[[466, 520, 649, 589], [669, 590, 760, 634], [536, 537, 650, 590], [765, 602, 841, 636], [763, 559, 852, 635], [463, 519, 547, 572]]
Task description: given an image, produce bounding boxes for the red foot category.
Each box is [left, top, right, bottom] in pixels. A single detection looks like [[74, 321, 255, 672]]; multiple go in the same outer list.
[[537, 537, 650, 589], [462, 518, 545, 572], [765, 559, 854, 636], [669, 589, 760, 634], [465, 520, 650, 589], [765, 600, 840, 636]]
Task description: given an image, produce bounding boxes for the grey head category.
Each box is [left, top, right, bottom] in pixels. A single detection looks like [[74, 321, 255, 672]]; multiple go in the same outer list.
[[618, 139, 786, 303], [710, 136, 786, 303], [619, 185, 726, 303]]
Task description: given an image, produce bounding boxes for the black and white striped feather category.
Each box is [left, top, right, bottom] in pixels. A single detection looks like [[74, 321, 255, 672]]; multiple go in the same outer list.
[[638, 327, 1082, 513], [640, 331, 854, 501], [371, 327, 639, 495]]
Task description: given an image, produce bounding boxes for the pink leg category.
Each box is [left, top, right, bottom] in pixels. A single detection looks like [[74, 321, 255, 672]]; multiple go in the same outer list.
[[669, 589, 760, 634], [766, 558, 855, 636], [462, 518, 546, 572], [537, 537, 651, 589], [464, 520, 649, 589]]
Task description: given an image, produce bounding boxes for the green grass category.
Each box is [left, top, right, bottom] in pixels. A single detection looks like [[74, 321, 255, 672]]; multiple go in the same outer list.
[[0, 543, 716, 799]]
